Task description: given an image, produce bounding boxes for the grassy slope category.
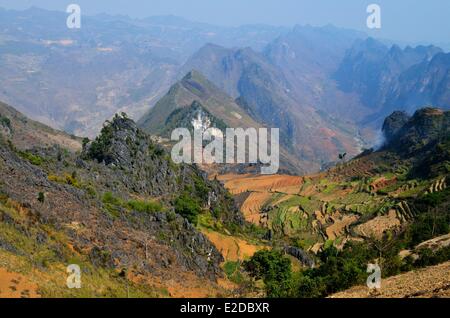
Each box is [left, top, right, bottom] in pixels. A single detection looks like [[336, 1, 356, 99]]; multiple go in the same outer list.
[[0, 101, 82, 151]]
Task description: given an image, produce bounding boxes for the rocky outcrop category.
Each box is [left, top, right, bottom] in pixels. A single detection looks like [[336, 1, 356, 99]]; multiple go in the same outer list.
[[382, 111, 410, 143], [82, 114, 243, 227], [0, 109, 245, 285], [83, 113, 180, 197], [382, 107, 449, 158], [284, 246, 315, 268]]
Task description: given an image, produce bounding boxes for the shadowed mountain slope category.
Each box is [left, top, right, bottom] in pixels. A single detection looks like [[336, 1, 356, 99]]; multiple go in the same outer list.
[[335, 37, 448, 125], [181, 42, 368, 172]]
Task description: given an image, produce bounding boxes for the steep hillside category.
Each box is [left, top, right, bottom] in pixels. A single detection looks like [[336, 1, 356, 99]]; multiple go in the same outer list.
[[181, 42, 368, 172], [138, 70, 260, 136], [335, 37, 448, 125], [384, 53, 450, 115], [179, 44, 288, 100], [0, 101, 82, 151], [263, 24, 369, 121], [1, 99, 448, 298], [381, 107, 450, 177], [0, 104, 247, 297], [330, 261, 450, 298], [138, 70, 304, 174]]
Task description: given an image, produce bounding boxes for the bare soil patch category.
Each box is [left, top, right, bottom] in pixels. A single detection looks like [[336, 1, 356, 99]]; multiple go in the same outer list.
[[0, 267, 40, 298]]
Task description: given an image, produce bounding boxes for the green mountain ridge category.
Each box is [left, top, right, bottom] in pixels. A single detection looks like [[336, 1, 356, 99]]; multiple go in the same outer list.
[[138, 70, 305, 174], [138, 70, 257, 135]]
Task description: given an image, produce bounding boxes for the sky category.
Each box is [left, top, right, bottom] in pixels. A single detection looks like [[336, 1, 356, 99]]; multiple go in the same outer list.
[[0, 0, 449, 46]]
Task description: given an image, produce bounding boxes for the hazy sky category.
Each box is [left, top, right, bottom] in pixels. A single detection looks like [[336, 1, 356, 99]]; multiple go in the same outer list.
[[1, 0, 449, 45]]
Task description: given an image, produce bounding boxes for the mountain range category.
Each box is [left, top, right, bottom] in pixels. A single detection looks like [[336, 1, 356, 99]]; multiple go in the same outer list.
[[0, 7, 286, 137], [0, 6, 449, 174], [335, 38, 449, 125], [0, 4, 449, 301]]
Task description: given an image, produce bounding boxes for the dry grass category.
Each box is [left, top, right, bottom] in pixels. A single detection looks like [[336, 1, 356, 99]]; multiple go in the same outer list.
[[202, 229, 266, 262], [354, 210, 402, 239]]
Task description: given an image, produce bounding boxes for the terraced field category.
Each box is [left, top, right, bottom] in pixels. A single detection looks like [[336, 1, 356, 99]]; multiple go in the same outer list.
[[218, 174, 303, 195], [202, 229, 266, 262], [218, 167, 448, 254]]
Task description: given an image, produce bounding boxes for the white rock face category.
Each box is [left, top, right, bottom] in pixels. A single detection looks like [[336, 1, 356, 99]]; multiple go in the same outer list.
[[191, 110, 211, 132], [191, 109, 223, 138]]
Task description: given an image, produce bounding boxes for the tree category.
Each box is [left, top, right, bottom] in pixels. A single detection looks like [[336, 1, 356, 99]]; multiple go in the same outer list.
[[37, 192, 45, 203], [244, 250, 293, 297], [174, 193, 201, 224], [82, 137, 90, 149]]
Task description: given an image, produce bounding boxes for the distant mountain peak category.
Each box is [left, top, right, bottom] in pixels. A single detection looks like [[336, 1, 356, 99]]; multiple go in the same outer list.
[[183, 69, 207, 82]]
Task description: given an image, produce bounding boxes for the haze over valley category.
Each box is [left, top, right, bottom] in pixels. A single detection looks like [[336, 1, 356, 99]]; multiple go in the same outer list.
[[0, 6, 449, 172]]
